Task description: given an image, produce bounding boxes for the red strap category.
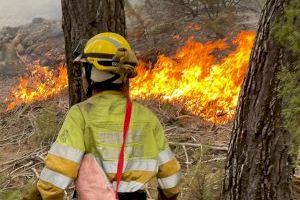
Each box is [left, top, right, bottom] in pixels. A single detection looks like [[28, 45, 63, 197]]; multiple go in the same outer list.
[[115, 99, 132, 199]]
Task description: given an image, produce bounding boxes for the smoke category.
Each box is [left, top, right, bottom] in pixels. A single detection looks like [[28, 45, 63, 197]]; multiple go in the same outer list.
[[0, 0, 61, 27]]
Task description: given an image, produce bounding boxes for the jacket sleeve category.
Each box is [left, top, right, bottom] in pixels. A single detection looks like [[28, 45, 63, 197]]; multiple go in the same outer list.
[[154, 116, 181, 200], [37, 105, 85, 200]]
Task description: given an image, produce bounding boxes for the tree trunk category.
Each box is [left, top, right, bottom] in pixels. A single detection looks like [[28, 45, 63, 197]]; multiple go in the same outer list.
[[61, 0, 126, 106], [223, 0, 295, 199]]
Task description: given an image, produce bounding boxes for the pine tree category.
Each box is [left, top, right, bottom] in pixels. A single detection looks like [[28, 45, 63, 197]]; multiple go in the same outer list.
[[223, 0, 299, 199], [61, 0, 126, 106]]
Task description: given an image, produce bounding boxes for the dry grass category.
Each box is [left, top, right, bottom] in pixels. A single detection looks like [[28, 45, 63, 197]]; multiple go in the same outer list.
[[0, 95, 231, 199], [179, 147, 225, 200], [0, 93, 68, 194], [134, 100, 230, 200]]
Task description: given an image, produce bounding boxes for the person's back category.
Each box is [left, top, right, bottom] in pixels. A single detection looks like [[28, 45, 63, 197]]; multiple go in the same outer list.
[[75, 91, 180, 198], [23, 32, 181, 200]]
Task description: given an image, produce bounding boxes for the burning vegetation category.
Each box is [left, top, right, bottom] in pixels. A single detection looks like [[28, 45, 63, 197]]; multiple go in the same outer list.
[[4, 31, 255, 124], [131, 31, 255, 123], [4, 65, 67, 110]]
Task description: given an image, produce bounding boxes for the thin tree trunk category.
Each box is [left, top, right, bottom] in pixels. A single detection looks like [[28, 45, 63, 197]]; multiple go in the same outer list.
[[61, 0, 126, 106], [223, 0, 294, 199]]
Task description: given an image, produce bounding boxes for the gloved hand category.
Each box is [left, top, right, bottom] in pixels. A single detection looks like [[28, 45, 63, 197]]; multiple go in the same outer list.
[[22, 180, 42, 200], [112, 48, 138, 78]]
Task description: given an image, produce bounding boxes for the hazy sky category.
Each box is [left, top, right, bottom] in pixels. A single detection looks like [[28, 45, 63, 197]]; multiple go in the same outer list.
[[0, 0, 144, 28], [0, 0, 61, 27]]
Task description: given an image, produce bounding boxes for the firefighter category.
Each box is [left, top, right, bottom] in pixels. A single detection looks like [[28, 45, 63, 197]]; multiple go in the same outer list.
[[23, 32, 181, 200]]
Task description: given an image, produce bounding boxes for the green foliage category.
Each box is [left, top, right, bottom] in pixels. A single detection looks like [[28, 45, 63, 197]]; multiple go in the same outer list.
[[272, 0, 300, 53], [0, 190, 22, 200], [278, 62, 300, 144], [180, 148, 224, 200], [33, 105, 58, 146], [0, 178, 36, 200], [0, 173, 9, 185], [273, 0, 300, 145]]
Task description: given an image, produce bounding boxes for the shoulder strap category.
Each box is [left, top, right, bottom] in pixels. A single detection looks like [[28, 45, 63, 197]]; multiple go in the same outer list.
[[115, 99, 132, 199]]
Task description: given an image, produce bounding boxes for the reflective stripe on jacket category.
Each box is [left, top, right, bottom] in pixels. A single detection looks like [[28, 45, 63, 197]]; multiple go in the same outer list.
[[37, 90, 181, 200]]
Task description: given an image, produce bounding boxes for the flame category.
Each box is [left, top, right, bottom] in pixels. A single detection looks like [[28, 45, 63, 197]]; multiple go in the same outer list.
[[4, 31, 255, 124], [131, 31, 256, 123], [5, 65, 68, 110]]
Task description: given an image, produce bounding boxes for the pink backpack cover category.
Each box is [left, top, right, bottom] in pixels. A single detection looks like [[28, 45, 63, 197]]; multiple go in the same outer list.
[[75, 154, 116, 200]]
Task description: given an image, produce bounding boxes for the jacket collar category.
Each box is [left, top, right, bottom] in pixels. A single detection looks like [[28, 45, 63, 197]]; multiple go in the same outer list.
[[93, 90, 124, 97]]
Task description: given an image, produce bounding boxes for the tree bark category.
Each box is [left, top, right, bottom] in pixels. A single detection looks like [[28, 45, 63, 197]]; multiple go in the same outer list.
[[223, 0, 295, 199], [61, 0, 126, 106]]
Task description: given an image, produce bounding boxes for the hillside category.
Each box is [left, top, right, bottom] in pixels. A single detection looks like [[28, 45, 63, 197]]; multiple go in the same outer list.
[[3, 1, 299, 199]]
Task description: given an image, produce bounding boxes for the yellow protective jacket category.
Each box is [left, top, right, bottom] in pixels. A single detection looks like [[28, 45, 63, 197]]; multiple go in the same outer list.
[[37, 91, 181, 199]]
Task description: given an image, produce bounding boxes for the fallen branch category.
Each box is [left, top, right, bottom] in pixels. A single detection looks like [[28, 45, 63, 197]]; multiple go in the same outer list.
[[182, 145, 191, 170], [164, 126, 178, 132], [168, 142, 228, 151], [175, 115, 192, 119], [9, 161, 34, 175], [0, 147, 47, 174], [201, 157, 226, 163], [31, 167, 40, 179], [0, 134, 20, 143]]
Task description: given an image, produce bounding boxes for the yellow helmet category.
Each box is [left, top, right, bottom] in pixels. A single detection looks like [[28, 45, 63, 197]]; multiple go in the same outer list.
[[85, 32, 132, 49], [83, 32, 138, 80]]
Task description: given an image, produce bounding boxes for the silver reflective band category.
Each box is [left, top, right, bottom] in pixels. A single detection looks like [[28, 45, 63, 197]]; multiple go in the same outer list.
[[98, 58, 113, 61], [102, 159, 158, 173], [99, 36, 122, 49], [97, 146, 144, 160], [98, 130, 143, 144], [158, 149, 175, 165], [158, 172, 181, 189], [49, 143, 83, 163], [40, 168, 72, 189], [112, 181, 145, 192]]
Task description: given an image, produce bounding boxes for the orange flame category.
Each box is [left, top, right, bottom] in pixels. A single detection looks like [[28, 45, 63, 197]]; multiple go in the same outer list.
[[5, 65, 68, 110], [131, 31, 256, 123], [4, 31, 255, 124]]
